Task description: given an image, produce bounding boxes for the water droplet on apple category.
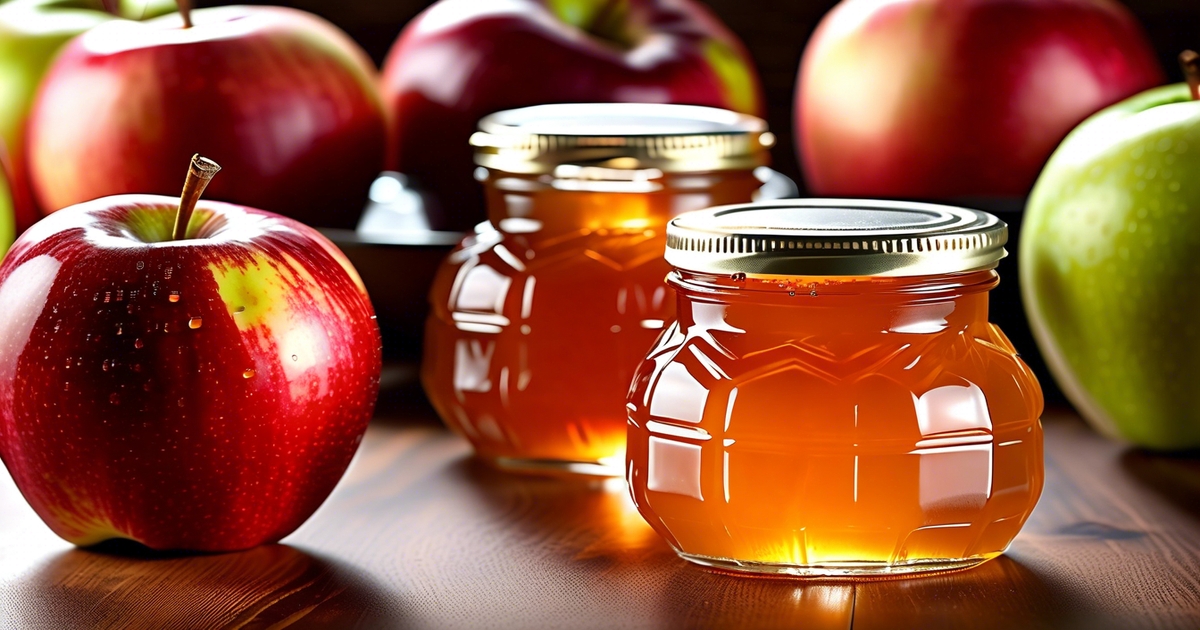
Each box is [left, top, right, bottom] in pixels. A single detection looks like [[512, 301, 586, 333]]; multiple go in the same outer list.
[[102, 360, 111, 372], [189, 317, 203, 330], [291, 354, 298, 362], [109, 393, 120, 405], [53, 320, 61, 333], [242, 369, 255, 379], [177, 397, 185, 407], [164, 267, 174, 280], [133, 364, 142, 373], [104, 292, 112, 303], [134, 339, 144, 349], [163, 322, 171, 333], [168, 292, 181, 303], [63, 382, 70, 391], [234, 306, 246, 314], [116, 325, 123, 336], [731, 272, 746, 282]]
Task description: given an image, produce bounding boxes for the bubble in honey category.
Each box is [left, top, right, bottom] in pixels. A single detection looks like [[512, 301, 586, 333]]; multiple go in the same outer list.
[[189, 317, 203, 329]]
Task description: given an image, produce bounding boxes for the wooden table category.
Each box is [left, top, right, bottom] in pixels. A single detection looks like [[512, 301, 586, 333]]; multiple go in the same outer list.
[[2, 366, 1198, 629]]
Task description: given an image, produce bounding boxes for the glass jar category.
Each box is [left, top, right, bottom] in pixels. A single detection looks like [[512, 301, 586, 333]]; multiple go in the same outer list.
[[626, 200, 1044, 577], [423, 103, 777, 475]]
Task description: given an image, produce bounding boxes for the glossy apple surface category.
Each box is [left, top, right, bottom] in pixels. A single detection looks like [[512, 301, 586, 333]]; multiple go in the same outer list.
[[380, 0, 764, 231], [1022, 83, 1200, 450], [0, 195, 381, 551], [0, 0, 176, 233], [797, 0, 1164, 199], [27, 6, 386, 229]]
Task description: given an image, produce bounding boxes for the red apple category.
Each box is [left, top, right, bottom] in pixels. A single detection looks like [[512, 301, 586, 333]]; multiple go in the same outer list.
[[26, 4, 386, 229], [0, 156, 381, 551], [796, 0, 1164, 198], [380, 0, 764, 231]]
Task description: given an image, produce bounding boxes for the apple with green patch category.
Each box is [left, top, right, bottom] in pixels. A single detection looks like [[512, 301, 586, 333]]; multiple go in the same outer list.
[[380, 0, 764, 231], [1022, 51, 1200, 450], [0, 0, 178, 232], [26, 1, 386, 229], [0, 155, 381, 551]]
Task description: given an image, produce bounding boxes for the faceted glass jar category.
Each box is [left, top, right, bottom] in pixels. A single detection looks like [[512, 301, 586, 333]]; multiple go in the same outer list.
[[422, 103, 775, 476], [423, 169, 766, 474], [626, 201, 1044, 577]]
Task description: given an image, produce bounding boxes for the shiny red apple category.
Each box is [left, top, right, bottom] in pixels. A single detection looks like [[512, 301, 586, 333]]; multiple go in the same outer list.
[[380, 0, 764, 231], [796, 0, 1164, 198], [0, 157, 381, 551], [26, 4, 386, 229]]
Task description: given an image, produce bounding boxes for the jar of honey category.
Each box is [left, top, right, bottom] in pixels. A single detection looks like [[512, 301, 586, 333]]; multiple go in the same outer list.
[[626, 200, 1044, 577], [423, 103, 776, 475]]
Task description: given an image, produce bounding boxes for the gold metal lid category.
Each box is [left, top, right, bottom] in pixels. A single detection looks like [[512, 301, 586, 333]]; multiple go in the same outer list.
[[471, 103, 773, 174], [665, 199, 1007, 277]]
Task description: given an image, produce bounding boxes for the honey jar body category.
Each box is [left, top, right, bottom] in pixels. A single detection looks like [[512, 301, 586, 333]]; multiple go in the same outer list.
[[626, 200, 1044, 577], [422, 104, 774, 475]]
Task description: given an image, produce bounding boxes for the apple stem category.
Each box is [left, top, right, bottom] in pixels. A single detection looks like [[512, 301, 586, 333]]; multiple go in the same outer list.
[[172, 154, 220, 241], [1181, 50, 1200, 101], [177, 0, 193, 28]]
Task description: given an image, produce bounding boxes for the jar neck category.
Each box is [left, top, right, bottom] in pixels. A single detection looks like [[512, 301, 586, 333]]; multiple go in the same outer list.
[[481, 168, 763, 237], [669, 269, 998, 336]]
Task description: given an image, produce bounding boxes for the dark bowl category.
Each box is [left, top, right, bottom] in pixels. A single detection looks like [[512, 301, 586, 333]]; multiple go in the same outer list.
[[318, 228, 462, 359]]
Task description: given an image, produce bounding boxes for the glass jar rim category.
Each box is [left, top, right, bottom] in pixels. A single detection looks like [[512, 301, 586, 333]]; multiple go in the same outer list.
[[471, 103, 773, 175], [665, 199, 1007, 277]]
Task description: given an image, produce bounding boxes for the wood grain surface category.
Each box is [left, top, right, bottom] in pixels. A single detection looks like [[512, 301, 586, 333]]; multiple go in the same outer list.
[[1, 366, 1198, 629]]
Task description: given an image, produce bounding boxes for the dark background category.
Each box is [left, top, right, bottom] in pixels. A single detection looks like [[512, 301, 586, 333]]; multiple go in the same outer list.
[[201, 0, 1200, 188]]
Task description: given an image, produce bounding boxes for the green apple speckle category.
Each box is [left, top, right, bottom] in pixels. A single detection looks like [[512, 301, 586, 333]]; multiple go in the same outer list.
[[1022, 83, 1200, 449]]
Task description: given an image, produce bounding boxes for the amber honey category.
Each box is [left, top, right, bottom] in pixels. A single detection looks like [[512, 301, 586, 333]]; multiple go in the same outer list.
[[422, 103, 775, 474], [626, 200, 1044, 577]]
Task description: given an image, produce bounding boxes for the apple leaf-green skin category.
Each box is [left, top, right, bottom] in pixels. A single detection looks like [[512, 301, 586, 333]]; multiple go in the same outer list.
[[0, 160, 12, 259], [1021, 83, 1200, 449]]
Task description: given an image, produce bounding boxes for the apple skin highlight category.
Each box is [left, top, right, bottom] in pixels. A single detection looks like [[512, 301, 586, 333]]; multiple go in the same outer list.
[[0, 196, 381, 551]]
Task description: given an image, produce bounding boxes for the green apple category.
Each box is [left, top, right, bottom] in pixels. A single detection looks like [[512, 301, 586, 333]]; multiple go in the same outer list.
[[1021, 69, 1200, 449], [0, 0, 175, 230], [0, 149, 12, 260]]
